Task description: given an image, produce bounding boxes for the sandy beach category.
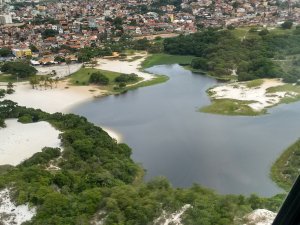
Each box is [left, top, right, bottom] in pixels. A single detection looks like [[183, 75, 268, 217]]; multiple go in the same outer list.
[[2, 80, 104, 113], [209, 79, 291, 111], [1, 55, 151, 143], [0, 119, 61, 166]]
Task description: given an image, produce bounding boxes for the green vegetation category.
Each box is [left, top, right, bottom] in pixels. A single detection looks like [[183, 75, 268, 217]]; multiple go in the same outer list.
[[246, 79, 264, 88], [0, 48, 12, 57], [1, 61, 37, 78], [281, 21, 293, 29], [0, 100, 286, 224], [267, 84, 300, 104], [163, 28, 300, 82], [200, 99, 263, 116], [0, 89, 5, 98], [0, 73, 17, 82], [18, 114, 33, 123], [69, 68, 122, 86], [69, 67, 168, 94], [271, 139, 300, 191], [141, 54, 195, 69], [42, 29, 59, 39], [89, 72, 109, 85], [115, 73, 138, 83]]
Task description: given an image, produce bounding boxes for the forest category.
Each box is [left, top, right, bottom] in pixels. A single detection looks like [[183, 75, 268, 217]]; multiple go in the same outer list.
[[163, 27, 300, 82], [0, 100, 285, 225]]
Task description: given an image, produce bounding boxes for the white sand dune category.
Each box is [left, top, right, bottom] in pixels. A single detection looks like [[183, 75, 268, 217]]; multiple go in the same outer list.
[[243, 209, 276, 225], [0, 119, 61, 166], [154, 204, 191, 225], [0, 188, 36, 225], [210, 79, 288, 111], [96, 54, 154, 81]]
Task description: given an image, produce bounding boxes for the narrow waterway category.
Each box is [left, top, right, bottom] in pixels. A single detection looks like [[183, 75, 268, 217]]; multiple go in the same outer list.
[[71, 64, 300, 196]]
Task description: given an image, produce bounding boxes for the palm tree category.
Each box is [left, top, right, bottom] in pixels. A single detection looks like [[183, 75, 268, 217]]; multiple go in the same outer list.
[[29, 76, 39, 89], [6, 82, 14, 94], [52, 70, 57, 77], [54, 77, 59, 88], [7, 82, 13, 89], [48, 78, 53, 89], [66, 59, 71, 75]]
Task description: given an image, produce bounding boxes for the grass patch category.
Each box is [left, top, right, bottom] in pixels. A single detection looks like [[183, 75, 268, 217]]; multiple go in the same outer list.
[[128, 75, 169, 90], [0, 74, 17, 82], [266, 84, 300, 104], [127, 56, 144, 62], [0, 73, 31, 83], [69, 67, 168, 94], [200, 99, 264, 116], [231, 27, 251, 39], [271, 139, 300, 191], [69, 68, 143, 93], [69, 68, 122, 86], [267, 84, 300, 93], [141, 54, 195, 69], [246, 79, 264, 88]]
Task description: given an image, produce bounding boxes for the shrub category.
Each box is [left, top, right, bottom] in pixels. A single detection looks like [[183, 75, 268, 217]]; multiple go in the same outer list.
[[115, 73, 138, 83], [18, 114, 33, 123], [89, 72, 109, 85]]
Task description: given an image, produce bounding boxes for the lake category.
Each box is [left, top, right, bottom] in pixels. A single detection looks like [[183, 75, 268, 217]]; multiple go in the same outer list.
[[71, 64, 300, 196]]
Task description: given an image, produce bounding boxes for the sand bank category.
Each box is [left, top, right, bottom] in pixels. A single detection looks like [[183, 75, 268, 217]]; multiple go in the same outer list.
[[209, 79, 289, 111], [0, 119, 61, 166], [2, 81, 123, 142], [3, 80, 104, 114]]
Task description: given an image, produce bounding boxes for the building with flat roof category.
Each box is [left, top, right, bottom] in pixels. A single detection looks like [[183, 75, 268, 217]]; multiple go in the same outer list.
[[0, 14, 12, 25]]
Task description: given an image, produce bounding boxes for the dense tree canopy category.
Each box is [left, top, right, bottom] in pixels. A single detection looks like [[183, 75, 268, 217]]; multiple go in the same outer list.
[[115, 73, 138, 83], [42, 29, 59, 39], [89, 72, 109, 85], [1, 61, 37, 78], [163, 28, 300, 81], [0, 48, 12, 57], [281, 21, 293, 29]]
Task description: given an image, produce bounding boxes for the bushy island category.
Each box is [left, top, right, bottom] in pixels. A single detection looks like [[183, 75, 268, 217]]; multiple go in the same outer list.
[[0, 100, 285, 225]]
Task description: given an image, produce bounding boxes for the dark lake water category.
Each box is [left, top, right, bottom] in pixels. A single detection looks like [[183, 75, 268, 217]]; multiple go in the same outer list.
[[71, 64, 300, 196]]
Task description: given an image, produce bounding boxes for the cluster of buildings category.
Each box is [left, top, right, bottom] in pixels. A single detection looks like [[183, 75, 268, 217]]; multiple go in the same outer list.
[[183, 0, 300, 27], [0, 0, 299, 63]]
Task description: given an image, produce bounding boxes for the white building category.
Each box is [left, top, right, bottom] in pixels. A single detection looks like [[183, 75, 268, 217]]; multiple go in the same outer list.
[[0, 14, 13, 25]]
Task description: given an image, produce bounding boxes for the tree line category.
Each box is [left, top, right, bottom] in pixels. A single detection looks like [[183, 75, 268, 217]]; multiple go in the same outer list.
[[163, 27, 300, 82], [0, 100, 285, 224]]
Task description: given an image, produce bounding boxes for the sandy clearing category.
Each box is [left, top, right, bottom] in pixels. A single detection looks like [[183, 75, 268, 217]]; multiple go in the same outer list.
[[96, 54, 154, 82], [154, 204, 191, 225], [35, 63, 82, 78], [0, 188, 36, 225], [243, 209, 276, 225], [210, 79, 288, 111], [2, 80, 104, 114], [0, 119, 61, 166], [1, 81, 122, 142]]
